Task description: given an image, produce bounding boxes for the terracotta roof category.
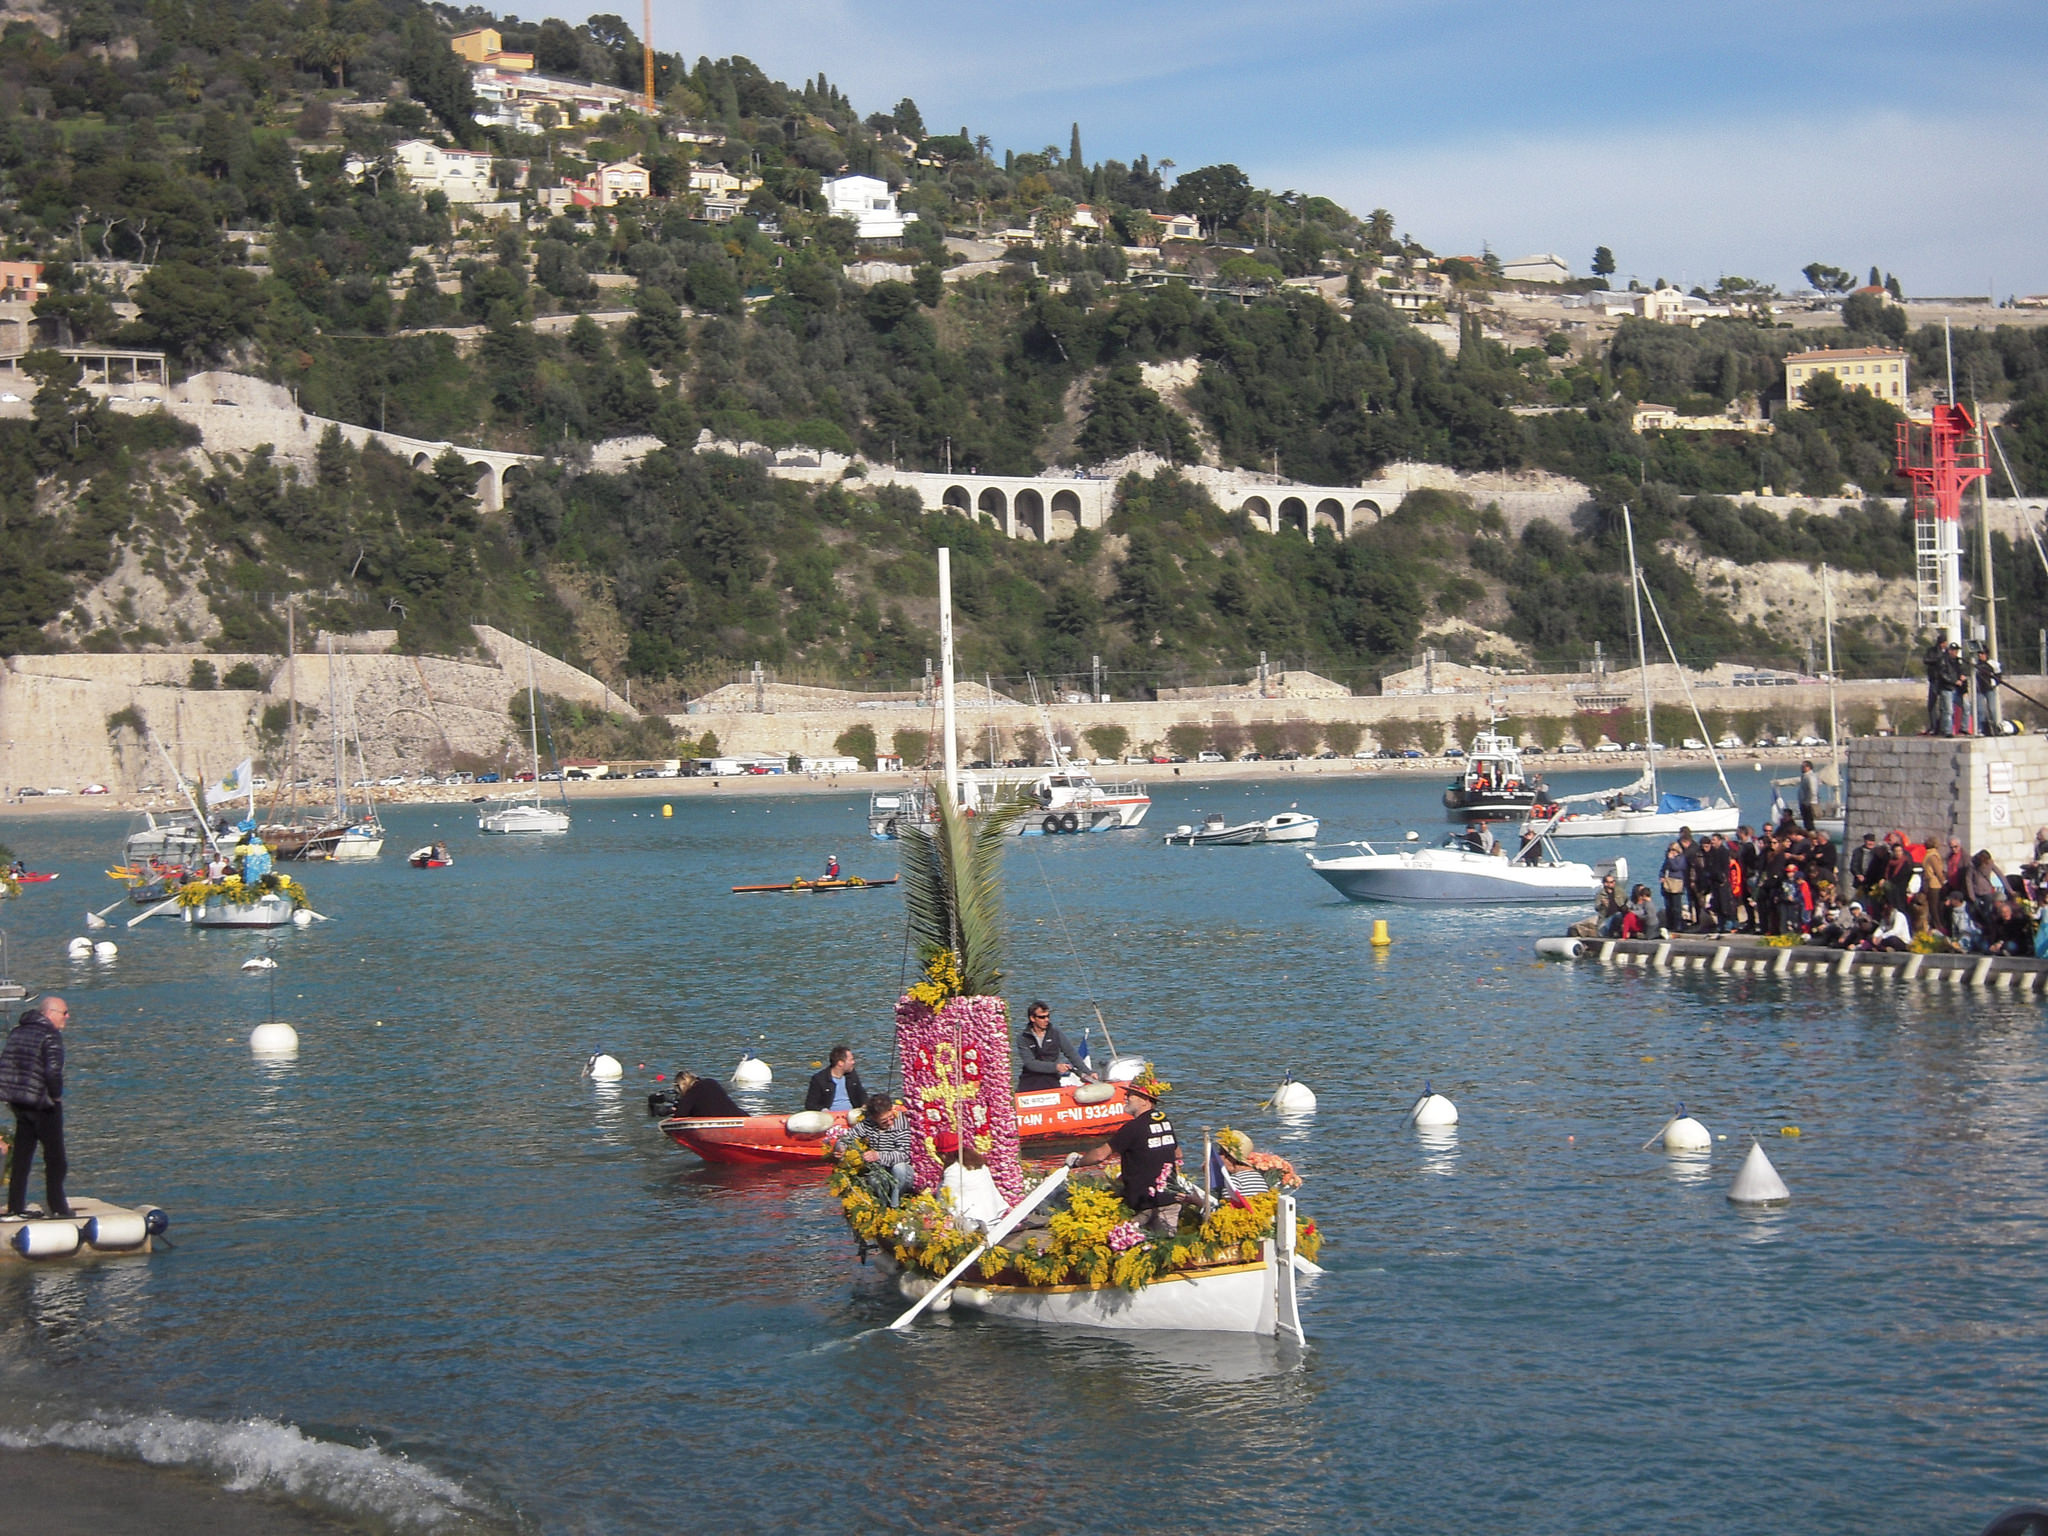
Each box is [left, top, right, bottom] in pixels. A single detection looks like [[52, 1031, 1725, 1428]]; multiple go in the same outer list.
[[1784, 346, 1906, 364]]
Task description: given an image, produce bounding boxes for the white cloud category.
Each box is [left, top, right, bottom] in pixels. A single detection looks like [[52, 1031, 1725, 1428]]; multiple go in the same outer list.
[[1290, 109, 2048, 298]]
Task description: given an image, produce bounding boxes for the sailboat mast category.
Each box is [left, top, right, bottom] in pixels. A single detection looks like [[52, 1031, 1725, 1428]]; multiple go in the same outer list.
[[938, 546, 959, 811], [1822, 563, 1841, 784], [327, 635, 346, 821], [525, 641, 542, 781], [1622, 505, 1658, 792], [282, 601, 297, 819]]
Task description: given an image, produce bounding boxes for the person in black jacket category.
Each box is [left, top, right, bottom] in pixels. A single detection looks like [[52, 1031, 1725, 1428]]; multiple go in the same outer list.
[[1017, 1001, 1094, 1092], [668, 1072, 743, 1118], [0, 997, 72, 1220], [803, 1045, 866, 1113]]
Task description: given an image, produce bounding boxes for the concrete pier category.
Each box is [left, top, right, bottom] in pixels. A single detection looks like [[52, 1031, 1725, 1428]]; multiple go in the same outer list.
[[1540, 934, 2048, 992]]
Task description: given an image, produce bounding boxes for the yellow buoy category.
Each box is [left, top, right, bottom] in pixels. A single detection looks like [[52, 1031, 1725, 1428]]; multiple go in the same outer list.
[[1370, 918, 1392, 947], [661, 803, 673, 817], [1780, 1126, 1802, 1137]]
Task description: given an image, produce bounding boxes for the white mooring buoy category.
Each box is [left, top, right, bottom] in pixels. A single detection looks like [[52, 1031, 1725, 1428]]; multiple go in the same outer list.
[[249, 1022, 299, 1056], [586, 1052, 624, 1081], [241, 955, 277, 972], [92, 941, 117, 960], [1727, 1139, 1791, 1205], [1408, 1081, 1458, 1127], [66, 937, 92, 958], [731, 1053, 773, 1088], [1272, 1077, 1317, 1113], [1648, 1102, 1712, 1153]]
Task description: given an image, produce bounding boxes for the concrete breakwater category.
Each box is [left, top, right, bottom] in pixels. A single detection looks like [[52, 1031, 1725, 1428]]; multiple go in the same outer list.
[[0, 626, 633, 793]]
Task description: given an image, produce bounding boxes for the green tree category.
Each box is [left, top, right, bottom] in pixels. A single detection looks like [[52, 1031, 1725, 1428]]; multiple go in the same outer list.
[[1083, 723, 1129, 761], [1165, 721, 1208, 758], [133, 262, 261, 364], [1168, 163, 1252, 237], [1591, 245, 1616, 278], [1374, 718, 1414, 752], [1415, 718, 1446, 755], [188, 659, 217, 689], [21, 349, 98, 465], [893, 727, 930, 764], [834, 723, 878, 768], [1802, 262, 1856, 295], [1530, 716, 1568, 752], [893, 97, 925, 139], [1324, 720, 1363, 755], [1076, 363, 1198, 464]]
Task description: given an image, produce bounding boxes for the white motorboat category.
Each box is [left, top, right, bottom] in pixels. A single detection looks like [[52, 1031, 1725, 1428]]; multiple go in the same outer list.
[[1307, 831, 1620, 904], [1018, 768, 1150, 834], [1164, 810, 1320, 846], [1541, 507, 1741, 840], [1442, 713, 1543, 821], [123, 810, 208, 863], [326, 822, 386, 861], [478, 796, 571, 836]]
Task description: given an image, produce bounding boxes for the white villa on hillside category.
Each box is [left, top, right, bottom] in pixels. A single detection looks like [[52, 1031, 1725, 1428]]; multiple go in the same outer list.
[[822, 175, 916, 241], [346, 139, 520, 203], [1501, 253, 1571, 284]]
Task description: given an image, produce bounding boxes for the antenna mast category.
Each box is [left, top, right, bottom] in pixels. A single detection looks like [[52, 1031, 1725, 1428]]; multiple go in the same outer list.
[[642, 0, 655, 113]]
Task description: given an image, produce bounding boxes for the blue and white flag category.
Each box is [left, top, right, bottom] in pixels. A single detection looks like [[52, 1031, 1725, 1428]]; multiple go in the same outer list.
[[213, 758, 254, 800]]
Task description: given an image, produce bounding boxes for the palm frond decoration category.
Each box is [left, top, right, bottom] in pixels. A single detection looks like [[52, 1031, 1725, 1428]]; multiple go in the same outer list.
[[899, 790, 1031, 997]]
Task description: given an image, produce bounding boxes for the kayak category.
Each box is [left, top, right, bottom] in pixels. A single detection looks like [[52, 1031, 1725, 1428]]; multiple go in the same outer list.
[[731, 875, 898, 894], [662, 1081, 1138, 1165], [10, 873, 57, 883]]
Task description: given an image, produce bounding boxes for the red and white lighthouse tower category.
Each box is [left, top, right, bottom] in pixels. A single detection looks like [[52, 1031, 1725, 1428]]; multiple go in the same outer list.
[[1896, 403, 1990, 645]]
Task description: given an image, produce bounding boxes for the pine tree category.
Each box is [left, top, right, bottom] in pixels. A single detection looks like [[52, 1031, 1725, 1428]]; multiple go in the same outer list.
[[1069, 121, 1083, 169]]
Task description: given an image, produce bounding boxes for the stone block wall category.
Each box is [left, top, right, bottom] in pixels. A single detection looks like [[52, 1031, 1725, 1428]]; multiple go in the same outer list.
[[1846, 734, 2048, 869]]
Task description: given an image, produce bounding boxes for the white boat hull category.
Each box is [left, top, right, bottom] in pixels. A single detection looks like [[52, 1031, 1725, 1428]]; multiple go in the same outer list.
[[327, 829, 384, 861], [185, 893, 298, 928], [1308, 847, 1601, 903], [926, 1256, 1282, 1334], [1544, 802, 1740, 839], [478, 802, 570, 835]]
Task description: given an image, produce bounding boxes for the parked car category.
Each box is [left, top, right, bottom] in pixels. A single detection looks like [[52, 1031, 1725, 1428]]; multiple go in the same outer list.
[[513, 771, 536, 782], [378, 775, 407, 787], [1715, 734, 1745, 750], [476, 772, 501, 784], [1524, 746, 1546, 755], [1195, 750, 1225, 763], [1558, 743, 1583, 753], [1274, 750, 1303, 761], [1797, 734, 1825, 747], [1400, 749, 1423, 759], [81, 784, 109, 794], [1315, 751, 1338, 760], [632, 768, 662, 778], [1239, 752, 1265, 762], [1682, 738, 1707, 751], [1442, 747, 1465, 758], [16, 787, 41, 797], [539, 771, 563, 781], [1593, 742, 1622, 753], [43, 786, 72, 795]]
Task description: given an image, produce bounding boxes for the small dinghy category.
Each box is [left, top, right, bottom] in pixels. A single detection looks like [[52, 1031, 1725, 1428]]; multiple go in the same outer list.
[[659, 1080, 1137, 1165], [1164, 810, 1320, 846], [409, 844, 454, 869]]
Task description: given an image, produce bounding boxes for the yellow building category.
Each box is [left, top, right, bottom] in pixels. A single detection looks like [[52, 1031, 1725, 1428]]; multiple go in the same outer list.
[[1783, 345, 1907, 408], [449, 27, 534, 71]]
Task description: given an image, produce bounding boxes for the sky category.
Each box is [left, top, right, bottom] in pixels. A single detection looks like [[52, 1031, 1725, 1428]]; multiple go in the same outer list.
[[637, 0, 2048, 297]]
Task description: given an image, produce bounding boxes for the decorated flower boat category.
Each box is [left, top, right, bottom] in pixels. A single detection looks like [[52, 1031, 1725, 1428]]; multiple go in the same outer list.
[[125, 871, 313, 930], [660, 1079, 1139, 1166], [827, 782, 1317, 1338]]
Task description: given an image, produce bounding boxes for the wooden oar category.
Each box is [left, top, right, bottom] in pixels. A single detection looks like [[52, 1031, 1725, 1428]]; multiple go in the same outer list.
[[126, 898, 180, 928], [887, 1165, 1069, 1332]]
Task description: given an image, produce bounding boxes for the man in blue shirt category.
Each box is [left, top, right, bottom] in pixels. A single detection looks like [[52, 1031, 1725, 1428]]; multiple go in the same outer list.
[[804, 1045, 867, 1112]]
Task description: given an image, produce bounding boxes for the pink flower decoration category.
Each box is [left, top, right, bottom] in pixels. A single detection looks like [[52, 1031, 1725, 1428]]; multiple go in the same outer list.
[[895, 992, 1025, 1201], [1107, 1220, 1145, 1252]]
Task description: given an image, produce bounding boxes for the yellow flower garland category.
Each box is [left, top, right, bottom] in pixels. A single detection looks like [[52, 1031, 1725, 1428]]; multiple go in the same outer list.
[[172, 872, 311, 911]]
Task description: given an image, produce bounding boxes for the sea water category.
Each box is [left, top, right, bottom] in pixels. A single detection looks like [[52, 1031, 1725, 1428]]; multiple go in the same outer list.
[[0, 766, 2043, 1533]]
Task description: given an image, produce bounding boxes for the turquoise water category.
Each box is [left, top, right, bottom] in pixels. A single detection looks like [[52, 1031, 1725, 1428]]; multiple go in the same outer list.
[[0, 766, 2042, 1533]]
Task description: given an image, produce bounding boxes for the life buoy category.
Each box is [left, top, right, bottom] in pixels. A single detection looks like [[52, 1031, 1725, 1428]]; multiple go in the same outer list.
[[1042, 815, 1061, 834], [1059, 812, 1079, 833]]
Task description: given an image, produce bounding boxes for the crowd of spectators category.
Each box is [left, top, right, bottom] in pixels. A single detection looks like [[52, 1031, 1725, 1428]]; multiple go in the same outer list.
[[1571, 815, 2047, 957]]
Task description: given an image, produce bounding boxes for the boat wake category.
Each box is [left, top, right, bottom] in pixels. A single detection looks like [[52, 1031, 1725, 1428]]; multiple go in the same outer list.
[[0, 1410, 495, 1531]]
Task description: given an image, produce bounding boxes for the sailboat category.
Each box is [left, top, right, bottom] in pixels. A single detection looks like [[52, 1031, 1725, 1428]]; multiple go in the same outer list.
[[478, 641, 571, 835], [268, 633, 386, 861], [1542, 508, 1741, 839]]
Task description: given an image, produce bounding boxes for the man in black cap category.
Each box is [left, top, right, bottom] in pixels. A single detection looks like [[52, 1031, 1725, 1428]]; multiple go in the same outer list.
[[1938, 642, 1966, 737], [1069, 1074, 1182, 1234]]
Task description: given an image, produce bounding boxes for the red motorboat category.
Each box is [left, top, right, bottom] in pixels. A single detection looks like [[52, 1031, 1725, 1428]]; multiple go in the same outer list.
[[661, 1081, 1140, 1166], [9, 872, 57, 883]]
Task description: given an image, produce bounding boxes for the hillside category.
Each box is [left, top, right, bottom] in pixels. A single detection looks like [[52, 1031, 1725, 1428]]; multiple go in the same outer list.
[[0, 0, 2044, 700]]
